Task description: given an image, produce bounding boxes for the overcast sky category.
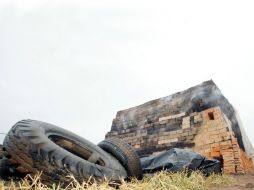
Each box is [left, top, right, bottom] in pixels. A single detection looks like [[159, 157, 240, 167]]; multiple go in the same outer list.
[[0, 0, 253, 146]]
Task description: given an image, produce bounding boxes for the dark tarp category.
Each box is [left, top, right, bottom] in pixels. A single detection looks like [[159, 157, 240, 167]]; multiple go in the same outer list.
[[140, 148, 221, 175]]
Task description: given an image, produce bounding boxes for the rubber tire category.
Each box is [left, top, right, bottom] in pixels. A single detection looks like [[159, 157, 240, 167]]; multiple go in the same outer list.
[[3, 120, 127, 184], [98, 138, 143, 180]]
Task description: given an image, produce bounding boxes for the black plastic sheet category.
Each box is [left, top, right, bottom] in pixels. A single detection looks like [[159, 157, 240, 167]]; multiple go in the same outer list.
[[140, 148, 221, 175]]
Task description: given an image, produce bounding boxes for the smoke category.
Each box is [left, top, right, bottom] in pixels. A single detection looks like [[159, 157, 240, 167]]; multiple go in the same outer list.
[[233, 107, 254, 163], [0, 134, 5, 144], [111, 80, 249, 154], [113, 81, 214, 130]]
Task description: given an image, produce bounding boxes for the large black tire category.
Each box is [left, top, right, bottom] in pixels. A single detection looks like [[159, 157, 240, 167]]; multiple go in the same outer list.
[[98, 138, 143, 180], [3, 120, 127, 184]]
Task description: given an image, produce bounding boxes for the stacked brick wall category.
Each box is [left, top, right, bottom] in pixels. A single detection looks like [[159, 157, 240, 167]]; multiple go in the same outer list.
[[109, 80, 246, 151], [107, 111, 200, 156], [106, 106, 253, 174], [106, 81, 254, 173], [193, 107, 251, 173]]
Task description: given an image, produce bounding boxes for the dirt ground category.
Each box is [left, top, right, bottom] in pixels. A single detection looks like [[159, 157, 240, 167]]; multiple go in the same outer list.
[[209, 173, 254, 190]]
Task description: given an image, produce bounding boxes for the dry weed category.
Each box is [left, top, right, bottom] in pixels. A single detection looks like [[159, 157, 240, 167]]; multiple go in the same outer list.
[[0, 171, 233, 190]]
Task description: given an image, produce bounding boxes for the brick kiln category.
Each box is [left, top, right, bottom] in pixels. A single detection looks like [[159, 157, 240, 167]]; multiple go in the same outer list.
[[105, 80, 254, 174]]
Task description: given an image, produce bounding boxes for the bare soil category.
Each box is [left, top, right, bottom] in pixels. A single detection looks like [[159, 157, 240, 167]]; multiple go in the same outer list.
[[209, 173, 254, 190]]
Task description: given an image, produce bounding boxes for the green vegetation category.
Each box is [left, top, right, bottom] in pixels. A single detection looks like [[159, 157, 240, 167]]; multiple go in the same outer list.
[[0, 171, 232, 190]]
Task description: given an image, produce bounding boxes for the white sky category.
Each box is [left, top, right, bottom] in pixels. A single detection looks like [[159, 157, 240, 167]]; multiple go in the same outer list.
[[0, 0, 253, 146]]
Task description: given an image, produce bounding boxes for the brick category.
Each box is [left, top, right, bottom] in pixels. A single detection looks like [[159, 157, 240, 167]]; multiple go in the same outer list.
[[176, 129, 183, 134], [212, 146, 221, 152], [181, 132, 189, 137], [211, 151, 221, 157], [182, 124, 190, 129], [208, 127, 216, 132], [189, 112, 198, 117], [159, 112, 186, 122], [186, 135, 194, 141], [159, 120, 168, 125]]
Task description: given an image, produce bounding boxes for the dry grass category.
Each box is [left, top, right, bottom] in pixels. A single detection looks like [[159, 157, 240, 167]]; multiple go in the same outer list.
[[0, 171, 233, 190]]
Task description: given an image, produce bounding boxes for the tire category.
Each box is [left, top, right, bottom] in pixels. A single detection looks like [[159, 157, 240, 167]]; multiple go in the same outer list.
[[3, 120, 127, 184], [98, 138, 143, 180]]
